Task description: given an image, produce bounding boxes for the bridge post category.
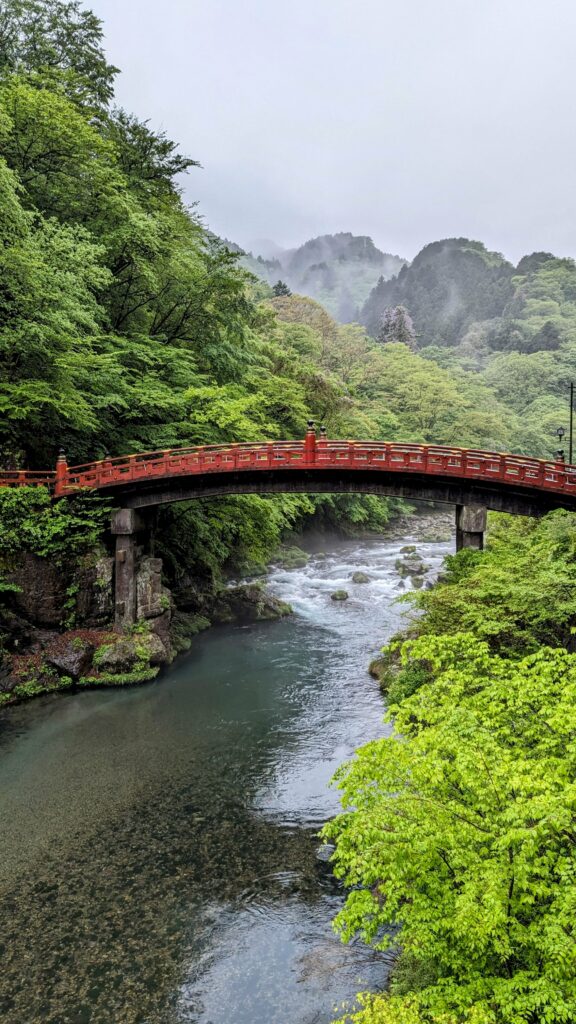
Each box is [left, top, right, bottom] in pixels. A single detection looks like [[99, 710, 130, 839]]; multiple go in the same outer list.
[[111, 508, 142, 630], [54, 448, 68, 497], [455, 504, 487, 552]]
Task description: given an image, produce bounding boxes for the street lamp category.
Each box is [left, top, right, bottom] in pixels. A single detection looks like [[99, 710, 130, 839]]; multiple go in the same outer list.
[[554, 426, 566, 461]]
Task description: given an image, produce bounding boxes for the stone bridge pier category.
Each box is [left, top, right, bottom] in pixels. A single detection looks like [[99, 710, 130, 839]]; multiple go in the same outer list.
[[111, 508, 167, 631], [111, 508, 141, 629], [456, 504, 487, 551]]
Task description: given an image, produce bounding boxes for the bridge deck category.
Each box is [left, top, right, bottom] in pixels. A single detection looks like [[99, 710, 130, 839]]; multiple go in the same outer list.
[[1, 439, 576, 504]]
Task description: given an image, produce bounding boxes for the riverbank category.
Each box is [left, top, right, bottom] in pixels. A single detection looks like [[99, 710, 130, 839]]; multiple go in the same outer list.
[[0, 507, 453, 710]]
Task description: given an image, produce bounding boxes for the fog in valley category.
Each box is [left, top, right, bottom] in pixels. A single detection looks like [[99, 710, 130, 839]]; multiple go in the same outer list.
[[90, 0, 576, 263]]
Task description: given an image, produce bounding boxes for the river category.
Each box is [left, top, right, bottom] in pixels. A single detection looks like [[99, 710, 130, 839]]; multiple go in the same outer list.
[[0, 528, 451, 1024]]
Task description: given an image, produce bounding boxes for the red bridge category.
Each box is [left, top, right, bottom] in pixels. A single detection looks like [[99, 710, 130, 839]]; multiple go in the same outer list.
[[2, 426, 576, 518], [5, 425, 575, 629]]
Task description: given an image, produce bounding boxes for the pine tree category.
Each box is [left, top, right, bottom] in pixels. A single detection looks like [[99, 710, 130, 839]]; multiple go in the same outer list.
[[272, 280, 291, 297], [376, 305, 417, 349]]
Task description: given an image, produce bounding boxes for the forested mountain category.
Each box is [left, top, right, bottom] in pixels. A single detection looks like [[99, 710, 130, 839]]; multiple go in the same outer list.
[[362, 237, 576, 361], [362, 238, 515, 346], [234, 232, 405, 321]]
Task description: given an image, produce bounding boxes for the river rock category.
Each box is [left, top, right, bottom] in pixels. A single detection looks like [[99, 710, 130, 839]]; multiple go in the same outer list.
[[276, 545, 309, 569], [351, 571, 371, 584], [92, 631, 170, 674], [400, 545, 417, 554], [330, 590, 349, 601], [213, 583, 292, 624], [316, 843, 335, 862], [92, 638, 140, 673], [395, 555, 428, 577], [47, 638, 94, 679], [145, 632, 169, 666]]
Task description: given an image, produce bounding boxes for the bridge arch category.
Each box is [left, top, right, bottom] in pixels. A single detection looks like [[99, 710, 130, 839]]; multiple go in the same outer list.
[[3, 427, 576, 628]]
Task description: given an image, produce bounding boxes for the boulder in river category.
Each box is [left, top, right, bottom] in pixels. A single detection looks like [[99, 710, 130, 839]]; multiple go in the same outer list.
[[213, 583, 292, 623], [400, 545, 417, 554], [331, 590, 349, 601], [351, 571, 371, 584], [276, 545, 309, 569], [395, 555, 428, 578]]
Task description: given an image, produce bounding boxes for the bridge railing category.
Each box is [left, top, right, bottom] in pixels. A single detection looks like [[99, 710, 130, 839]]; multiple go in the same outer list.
[[4, 439, 576, 499], [0, 470, 55, 488]]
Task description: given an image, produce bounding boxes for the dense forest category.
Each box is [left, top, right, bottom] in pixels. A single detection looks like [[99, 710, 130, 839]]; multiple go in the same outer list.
[[2, 3, 576, 1023]]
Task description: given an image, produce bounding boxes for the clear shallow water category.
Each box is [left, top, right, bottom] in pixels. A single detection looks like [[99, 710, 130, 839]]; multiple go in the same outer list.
[[0, 530, 451, 1024]]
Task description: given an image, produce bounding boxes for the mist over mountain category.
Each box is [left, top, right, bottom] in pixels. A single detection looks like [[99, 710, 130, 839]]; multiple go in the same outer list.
[[361, 237, 576, 366], [230, 232, 405, 322]]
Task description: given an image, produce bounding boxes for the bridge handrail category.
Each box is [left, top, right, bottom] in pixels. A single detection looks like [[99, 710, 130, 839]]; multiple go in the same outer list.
[[3, 438, 576, 499], [0, 470, 56, 487]]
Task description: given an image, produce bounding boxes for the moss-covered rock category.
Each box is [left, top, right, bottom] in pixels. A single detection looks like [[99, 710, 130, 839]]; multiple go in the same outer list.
[[395, 555, 428, 578], [79, 668, 159, 687], [276, 545, 309, 569], [170, 611, 211, 654], [331, 590, 349, 601], [212, 584, 292, 624], [351, 571, 371, 584]]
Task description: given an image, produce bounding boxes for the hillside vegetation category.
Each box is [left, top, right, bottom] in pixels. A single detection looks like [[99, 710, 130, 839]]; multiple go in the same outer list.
[[236, 232, 405, 321], [0, 0, 542, 599]]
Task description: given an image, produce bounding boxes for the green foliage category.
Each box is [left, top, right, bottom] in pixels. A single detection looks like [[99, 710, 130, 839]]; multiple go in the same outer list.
[[79, 668, 159, 687], [0, 487, 110, 561], [325, 634, 576, 1024], [0, 0, 118, 107], [363, 238, 514, 347], [406, 511, 576, 656]]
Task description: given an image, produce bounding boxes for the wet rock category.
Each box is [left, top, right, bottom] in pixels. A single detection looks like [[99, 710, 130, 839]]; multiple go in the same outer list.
[[47, 639, 94, 680], [351, 571, 371, 584], [276, 545, 309, 570], [145, 632, 169, 667], [412, 576, 425, 589], [75, 553, 114, 626], [92, 631, 170, 674], [395, 555, 428, 578], [136, 557, 165, 619], [170, 611, 211, 654], [400, 545, 417, 554], [316, 843, 335, 862], [9, 554, 68, 628], [213, 583, 292, 624], [93, 638, 141, 674], [0, 606, 38, 652], [330, 590, 349, 601]]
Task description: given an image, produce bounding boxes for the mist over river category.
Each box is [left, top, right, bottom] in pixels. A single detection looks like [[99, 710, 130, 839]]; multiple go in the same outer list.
[[0, 528, 450, 1024]]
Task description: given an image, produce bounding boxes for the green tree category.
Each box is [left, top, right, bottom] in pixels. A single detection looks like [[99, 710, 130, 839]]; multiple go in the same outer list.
[[0, 0, 118, 106], [325, 633, 576, 1024], [272, 279, 291, 296]]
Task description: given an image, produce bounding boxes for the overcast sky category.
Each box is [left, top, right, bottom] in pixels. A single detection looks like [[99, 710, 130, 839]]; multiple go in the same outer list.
[[90, 0, 576, 263]]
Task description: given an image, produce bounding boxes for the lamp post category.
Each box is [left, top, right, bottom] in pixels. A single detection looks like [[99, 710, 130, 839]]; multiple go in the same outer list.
[[554, 426, 566, 462], [565, 382, 569, 466]]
